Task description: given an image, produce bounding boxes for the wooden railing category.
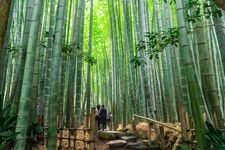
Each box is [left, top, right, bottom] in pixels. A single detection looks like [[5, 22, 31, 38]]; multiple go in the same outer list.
[[132, 113, 225, 150], [132, 114, 181, 150], [132, 114, 181, 133]]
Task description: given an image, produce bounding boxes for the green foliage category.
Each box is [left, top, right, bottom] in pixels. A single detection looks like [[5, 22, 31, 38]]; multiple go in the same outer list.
[[136, 41, 146, 51], [162, 0, 175, 4], [39, 40, 47, 48], [0, 106, 19, 150], [185, 0, 201, 23], [130, 55, 147, 68], [44, 31, 49, 37], [62, 44, 73, 56], [26, 122, 44, 150], [5, 45, 23, 55], [5, 43, 27, 58], [203, 2, 223, 19], [6, 46, 17, 53], [82, 52, 97, 65], [185, 0, 222, 23], [83, 0, 111, 71], [135, 28, 179, 60], [205, 121, 225, 150], [0, 131, 20, 150], [162, 28, 179, 47]]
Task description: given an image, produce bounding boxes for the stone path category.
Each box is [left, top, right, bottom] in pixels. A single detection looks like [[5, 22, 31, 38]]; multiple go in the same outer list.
[[95, 131, 161, 150]]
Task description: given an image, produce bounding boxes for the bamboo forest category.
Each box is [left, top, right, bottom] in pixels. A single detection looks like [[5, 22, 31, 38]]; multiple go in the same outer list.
[[1, 0, 225, 150]]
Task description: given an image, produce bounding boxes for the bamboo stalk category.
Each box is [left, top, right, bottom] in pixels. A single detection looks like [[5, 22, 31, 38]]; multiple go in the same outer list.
[[133, 114, 181, 133], [89, 107, 96, 150]]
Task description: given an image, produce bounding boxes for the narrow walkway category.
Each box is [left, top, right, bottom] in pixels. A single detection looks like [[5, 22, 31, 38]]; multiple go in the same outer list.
[[94, 130, 160, 150]]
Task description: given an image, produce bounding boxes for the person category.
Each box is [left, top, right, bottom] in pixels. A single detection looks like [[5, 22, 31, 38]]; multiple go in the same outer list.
[[95, 104, 100, 130], [106, 112, 112, 131], [98, 105, 107, 131]]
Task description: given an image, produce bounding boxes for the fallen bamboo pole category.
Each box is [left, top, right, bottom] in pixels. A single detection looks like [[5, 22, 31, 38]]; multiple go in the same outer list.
[[133, 114, 181, 133]]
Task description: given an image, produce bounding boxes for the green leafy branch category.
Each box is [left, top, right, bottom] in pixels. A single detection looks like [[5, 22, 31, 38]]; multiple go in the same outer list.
[[205, 121, 225, 149], [185, 0, 222, 23], [135, 27, 179, 60], [5, 44, 25, 54], [82, 52, 97, 65], [6, 46, 18, 53], [162, 0, 176, 5], [203, 2, 222, 19], [62, 44, 73, 56], [0, 105, 19, 150], [130, 55, 147, 68], [39, 40, 47, 48]]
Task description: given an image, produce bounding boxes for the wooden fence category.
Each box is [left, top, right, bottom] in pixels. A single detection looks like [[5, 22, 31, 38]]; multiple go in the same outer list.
[[56, 107, 96, 150]]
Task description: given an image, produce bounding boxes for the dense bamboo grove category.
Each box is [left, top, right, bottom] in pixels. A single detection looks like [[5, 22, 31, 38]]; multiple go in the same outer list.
[[0, 0, 225, 149]]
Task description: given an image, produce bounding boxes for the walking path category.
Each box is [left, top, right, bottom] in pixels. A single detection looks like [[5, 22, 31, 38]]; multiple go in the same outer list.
[[94, 130, 160, 150]]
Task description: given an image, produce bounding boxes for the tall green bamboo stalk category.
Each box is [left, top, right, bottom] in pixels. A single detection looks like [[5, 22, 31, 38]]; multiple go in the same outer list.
[[85, 0, 93, 127], [15, 0, 43, 149], [175, 0, 206, 149], [48, 0, 66, 149], [74, 0, 85, 128]]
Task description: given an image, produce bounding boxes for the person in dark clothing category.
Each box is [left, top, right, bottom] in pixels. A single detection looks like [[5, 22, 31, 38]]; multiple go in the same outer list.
[[99, 105, 107, 130], [95, 104, 100, 130]]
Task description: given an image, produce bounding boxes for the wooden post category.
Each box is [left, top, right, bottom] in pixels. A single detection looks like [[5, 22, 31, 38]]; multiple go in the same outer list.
[[73, 130, 76, 150], [185, 112, 190, 130], [59, 129, 62, 150], [89, 107, 96, 150], [159, 126, 166, 150], [57, 115, 63, 150], [68, 116, 71, 148], [147, 121, 152, 143], [83, 112, 87, 129], [132, 116, 136, 135], [185, 112, 190, 139], [178, 104, 187, 140]]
